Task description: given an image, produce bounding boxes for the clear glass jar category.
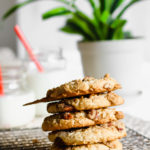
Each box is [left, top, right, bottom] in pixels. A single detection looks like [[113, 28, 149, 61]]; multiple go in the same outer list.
[[26, 47, 67, 116], [0, 62, 35, 129]]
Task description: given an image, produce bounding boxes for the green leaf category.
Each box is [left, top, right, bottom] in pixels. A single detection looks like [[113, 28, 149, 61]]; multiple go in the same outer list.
[[69, 15, 97, 40], [61, 25, 78, 34], [111, 19, 127, 28], [100, 10, 110, 24], [60, 24, 88, 40], [106, 0, 114, 11], [117, 0, 140, 18], [110, 0, 124, 13], [89, 0, 101, 20], [2, 0, 35, 20], [74, 11, 102, 40], [99, 0, 113, 12], [108, 19, 127, 39], [62, 19, 93, 40], [89, 0, 102, 37], [89, 0, 96, 9], [56, 0, 77, 9], [112, 27, 124, 39], [74, 10, 94, 25], [42, 7, 72, 19]]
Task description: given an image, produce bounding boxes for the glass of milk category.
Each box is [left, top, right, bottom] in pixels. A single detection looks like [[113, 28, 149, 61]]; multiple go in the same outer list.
[[26, 47, 66, 116], [0, 62, 35, 129]]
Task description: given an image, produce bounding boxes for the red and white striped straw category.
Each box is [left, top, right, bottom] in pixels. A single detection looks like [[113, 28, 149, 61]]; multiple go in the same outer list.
[[0, 65, 4, 96], [14, 25, 44, 72]]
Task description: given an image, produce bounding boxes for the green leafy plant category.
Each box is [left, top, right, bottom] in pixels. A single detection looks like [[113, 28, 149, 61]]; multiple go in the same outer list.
[[2, 0, 140, 41]]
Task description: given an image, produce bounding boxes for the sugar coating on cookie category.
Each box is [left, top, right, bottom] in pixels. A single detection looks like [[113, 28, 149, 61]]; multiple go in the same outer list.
[[47, 92, 124, 113], [24, 74, 121, 106], [42, 108, 124, 131], [48, 121, 126, 145], [51, 140, 122, 150], [46, 74, 121, 100]]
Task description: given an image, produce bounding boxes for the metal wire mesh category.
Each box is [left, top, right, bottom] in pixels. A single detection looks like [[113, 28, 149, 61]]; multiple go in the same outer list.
[[0, 127, 150, 150]]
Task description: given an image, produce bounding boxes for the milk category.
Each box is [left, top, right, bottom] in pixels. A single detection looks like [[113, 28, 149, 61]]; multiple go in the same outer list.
[[0, 60, 36, 128], [27, 70, 67, 116], [0, 91, 35, 128]]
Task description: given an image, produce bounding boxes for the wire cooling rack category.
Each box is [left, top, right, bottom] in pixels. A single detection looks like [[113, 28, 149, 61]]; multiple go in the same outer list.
[[0, 127, 150, 150]]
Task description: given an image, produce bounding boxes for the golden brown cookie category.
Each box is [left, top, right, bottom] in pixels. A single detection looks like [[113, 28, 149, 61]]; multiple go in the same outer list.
[[51, 140, 122, 150], [48, 121, 126, 145], [47, 92, 124, 113], [24, 74, 121, 106], [42, 108, 124, 131]]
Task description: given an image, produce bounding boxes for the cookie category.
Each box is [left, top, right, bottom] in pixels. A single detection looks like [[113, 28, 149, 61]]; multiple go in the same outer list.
[[42, 108, 124, 131], [48, 121, 126, 145], [47, 92, 124, 113], [51, 140, 122, 150], [24, 74, 121, 106]]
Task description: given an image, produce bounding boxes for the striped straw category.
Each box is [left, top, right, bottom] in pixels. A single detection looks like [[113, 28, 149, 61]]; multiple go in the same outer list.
[[14, 25, 44, 72], [0, 65, 4, 96]]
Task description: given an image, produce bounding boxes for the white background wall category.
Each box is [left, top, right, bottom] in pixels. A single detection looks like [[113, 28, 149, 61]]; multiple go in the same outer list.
[[124, 1, 150, 61], [0, 0, 16, 52]]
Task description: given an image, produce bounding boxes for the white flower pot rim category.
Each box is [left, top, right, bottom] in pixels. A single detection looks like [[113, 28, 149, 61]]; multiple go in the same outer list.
[[78, 37, 144, 44], [78, 38, 145, 53]]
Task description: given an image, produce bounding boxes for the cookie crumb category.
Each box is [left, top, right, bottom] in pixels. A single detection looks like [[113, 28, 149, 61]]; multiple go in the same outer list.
[[63, 112, 74, 120], [32, 139, 39, 144]]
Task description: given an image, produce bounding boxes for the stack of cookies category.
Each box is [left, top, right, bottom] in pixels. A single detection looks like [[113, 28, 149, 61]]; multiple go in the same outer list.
[[25, 74, 126, 150]]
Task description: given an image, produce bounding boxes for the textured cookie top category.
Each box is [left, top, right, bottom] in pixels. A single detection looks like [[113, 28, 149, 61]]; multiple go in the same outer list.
[[24, 74, 121, 106], [48, 121, 126, 145], [51, 140, 122, 150], [42, 108, 124, 131], [47, 92, 124, 113], [46, 74, 121, 100]]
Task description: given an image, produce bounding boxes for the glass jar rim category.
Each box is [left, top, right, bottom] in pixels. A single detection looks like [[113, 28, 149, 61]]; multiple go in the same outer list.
[[0, 61, 26, 94]]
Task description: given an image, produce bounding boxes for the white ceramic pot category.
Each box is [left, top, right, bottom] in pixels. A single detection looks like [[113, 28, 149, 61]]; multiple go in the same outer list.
[[78, 39, 145, 94]]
